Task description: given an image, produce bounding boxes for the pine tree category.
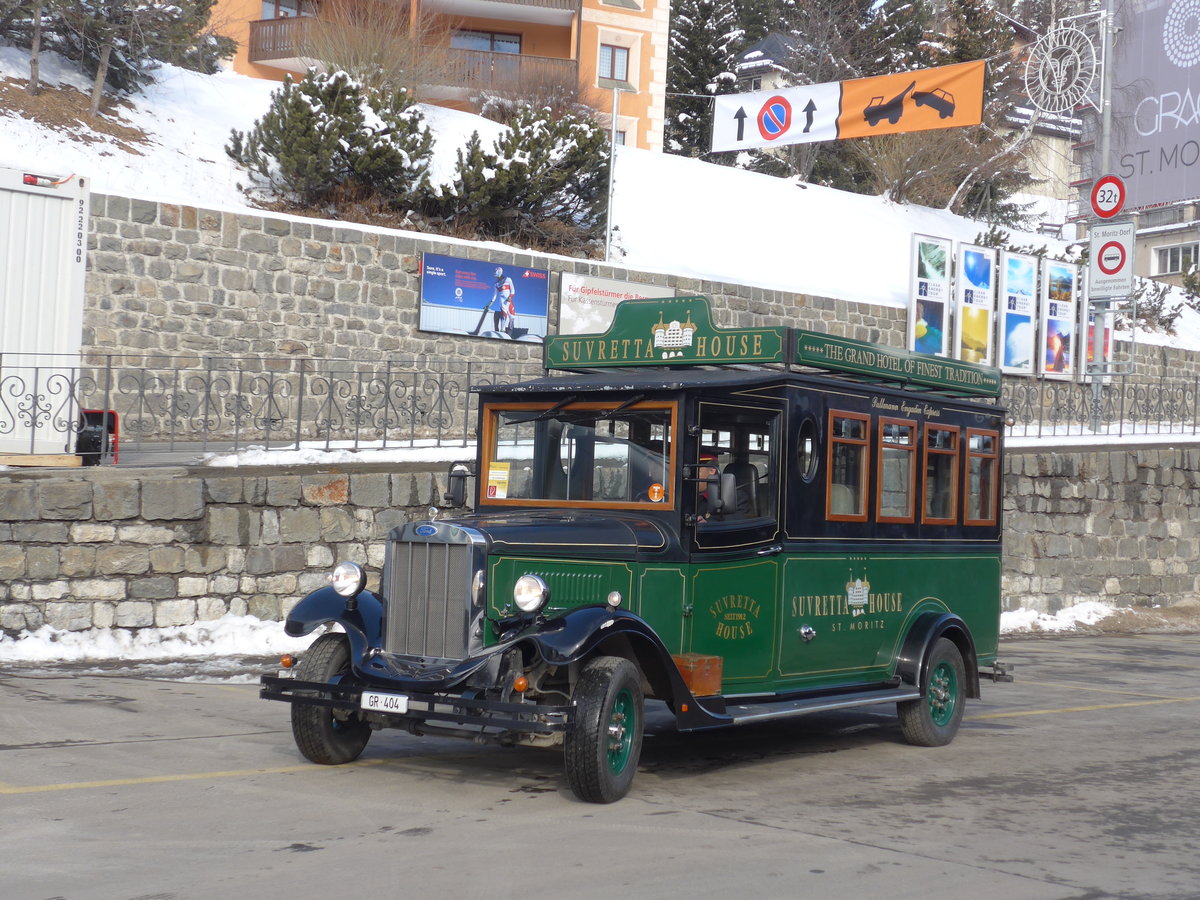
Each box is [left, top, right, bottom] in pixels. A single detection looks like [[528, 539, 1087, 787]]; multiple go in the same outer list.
[[226, 70, 434, 207], [433, 105, 610, 246], [665, 0, 740, 159]]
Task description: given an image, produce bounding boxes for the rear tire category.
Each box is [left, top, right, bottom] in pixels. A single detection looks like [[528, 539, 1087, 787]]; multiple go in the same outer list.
[[898, 637, 965, 747], [291, 633, 371, 765], [564, 657, 644, 803]]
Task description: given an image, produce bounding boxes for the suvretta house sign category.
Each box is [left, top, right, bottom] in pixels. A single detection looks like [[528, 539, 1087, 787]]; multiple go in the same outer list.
[[545, 296, 787, 368], [546, 296, 1002, 399]]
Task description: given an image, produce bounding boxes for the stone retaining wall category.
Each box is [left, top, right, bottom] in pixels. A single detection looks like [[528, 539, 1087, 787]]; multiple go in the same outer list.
[[2, 446, 1196, 635]]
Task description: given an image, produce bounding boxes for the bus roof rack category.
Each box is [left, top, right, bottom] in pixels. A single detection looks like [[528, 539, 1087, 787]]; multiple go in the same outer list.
[[543, 296, 1002, 399]]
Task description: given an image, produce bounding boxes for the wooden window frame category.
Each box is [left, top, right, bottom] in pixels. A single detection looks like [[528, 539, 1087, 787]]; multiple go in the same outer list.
[[599, 43, 630, 82], [826, 409, 870, 523], [921, 424, 959, 526], [876, 417, 916, 523], [479, 400, 677, 511], [964, 428, 999, 526]]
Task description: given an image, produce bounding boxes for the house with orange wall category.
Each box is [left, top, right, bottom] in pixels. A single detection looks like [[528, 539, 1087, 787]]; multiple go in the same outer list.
[[211, 0, 669, 152]]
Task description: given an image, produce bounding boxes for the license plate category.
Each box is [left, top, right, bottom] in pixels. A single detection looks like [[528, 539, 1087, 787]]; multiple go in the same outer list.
[[360, 691, 409, 714]]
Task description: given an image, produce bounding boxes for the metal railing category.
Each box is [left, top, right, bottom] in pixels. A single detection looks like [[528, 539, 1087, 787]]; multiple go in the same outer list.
[[1002, 378, 1200, 438], [4, 354, 1198, 465], [0, 354, 542, 463]]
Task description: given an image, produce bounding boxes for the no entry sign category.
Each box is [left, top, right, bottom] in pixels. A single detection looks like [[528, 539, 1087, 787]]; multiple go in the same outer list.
[[1087, 219, 1135, 299]]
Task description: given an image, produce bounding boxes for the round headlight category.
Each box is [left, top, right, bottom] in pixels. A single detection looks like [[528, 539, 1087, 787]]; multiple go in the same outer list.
[[329, 562, 367, 598], [513, 574, 550, 614]]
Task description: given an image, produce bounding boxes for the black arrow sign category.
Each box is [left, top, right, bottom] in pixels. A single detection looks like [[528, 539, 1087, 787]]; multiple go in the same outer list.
[[734, 107, 747, 142], [803, 99, 816, 133]]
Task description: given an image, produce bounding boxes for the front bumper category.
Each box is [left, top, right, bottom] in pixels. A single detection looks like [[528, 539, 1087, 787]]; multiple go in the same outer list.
[[260, 675, 572, 735]]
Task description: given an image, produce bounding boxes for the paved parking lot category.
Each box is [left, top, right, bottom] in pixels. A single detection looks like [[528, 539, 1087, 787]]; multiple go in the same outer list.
[[2, 633, 1199, 900]]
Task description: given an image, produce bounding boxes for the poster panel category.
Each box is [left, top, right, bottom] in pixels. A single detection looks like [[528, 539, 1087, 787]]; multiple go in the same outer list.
[[954, 244, 996, 364], [558, 273, 674, 335], [1039, 261, 1078, 380], [909, 234, 951, 356], [419, 253, 549, 342], [997, 252, 1038, 376]]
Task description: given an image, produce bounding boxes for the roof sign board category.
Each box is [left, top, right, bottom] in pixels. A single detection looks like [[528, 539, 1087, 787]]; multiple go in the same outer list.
[[545, 296, 786, 369], [794, 330, 1002, 398]]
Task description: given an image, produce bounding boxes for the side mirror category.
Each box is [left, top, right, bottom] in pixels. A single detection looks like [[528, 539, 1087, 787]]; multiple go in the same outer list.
[[443, 462, 474, 508], [710, 472, 736, 514]]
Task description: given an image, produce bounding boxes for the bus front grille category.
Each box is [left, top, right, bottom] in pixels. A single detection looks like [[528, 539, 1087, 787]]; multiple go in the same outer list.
[[382, 539, 472, 660]]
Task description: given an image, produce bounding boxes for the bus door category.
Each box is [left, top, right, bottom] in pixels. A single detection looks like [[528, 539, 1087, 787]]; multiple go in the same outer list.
[[686, 401, 782, 692]]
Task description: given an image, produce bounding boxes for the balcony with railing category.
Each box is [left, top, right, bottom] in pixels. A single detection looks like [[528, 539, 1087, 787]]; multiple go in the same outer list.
[[247, 17, 317, 71], [437, 48, 577, 93]]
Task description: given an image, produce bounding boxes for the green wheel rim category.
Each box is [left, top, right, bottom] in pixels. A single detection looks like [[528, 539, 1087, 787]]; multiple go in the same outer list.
[[928, 659, 958, 727], [606, 687, 637, 774]]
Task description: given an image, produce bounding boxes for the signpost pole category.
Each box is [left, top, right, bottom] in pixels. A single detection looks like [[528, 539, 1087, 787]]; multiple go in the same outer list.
[[605, 86, 620, 262], [1090, 0, 1118, 432]]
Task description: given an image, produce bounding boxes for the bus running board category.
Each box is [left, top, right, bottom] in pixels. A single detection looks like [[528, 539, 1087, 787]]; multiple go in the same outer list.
[[725, 688, 923, 725]]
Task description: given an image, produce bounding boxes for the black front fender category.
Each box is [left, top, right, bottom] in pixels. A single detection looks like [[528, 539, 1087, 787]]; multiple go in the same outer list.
[[518, 607, 732, 729], [284, 586, 385, 659]]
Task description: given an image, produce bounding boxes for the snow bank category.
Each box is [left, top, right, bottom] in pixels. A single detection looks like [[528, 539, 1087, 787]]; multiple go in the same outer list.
[[0, 614, 318, 664], [999, 601, 1115, 633]]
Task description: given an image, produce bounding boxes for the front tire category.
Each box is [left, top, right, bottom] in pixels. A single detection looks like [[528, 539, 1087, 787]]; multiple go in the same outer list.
[[898, 637, 965, 747], [564, 657, 644, 803], [291, 633, 371, 765]]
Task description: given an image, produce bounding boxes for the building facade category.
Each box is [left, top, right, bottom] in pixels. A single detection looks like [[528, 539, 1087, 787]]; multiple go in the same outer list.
[[211, 0, 669, 152]]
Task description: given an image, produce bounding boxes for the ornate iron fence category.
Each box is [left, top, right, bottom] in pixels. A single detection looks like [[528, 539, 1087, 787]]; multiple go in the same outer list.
[[1002, 378, 1200, 438], [0, 353, 543, 463], [3, 353, 1197, 464]]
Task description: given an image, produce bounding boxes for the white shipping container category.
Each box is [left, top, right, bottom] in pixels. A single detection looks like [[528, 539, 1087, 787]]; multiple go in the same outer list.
[[0, 166, 90, 455]]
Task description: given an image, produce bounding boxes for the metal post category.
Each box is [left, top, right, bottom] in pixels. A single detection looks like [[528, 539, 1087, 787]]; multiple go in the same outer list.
[[1089, 0, 1117, 432], [605, 85, 619, 262]]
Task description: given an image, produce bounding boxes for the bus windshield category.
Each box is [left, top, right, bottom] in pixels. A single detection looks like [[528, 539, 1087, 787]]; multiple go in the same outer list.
[[481, 401, 676, 508]]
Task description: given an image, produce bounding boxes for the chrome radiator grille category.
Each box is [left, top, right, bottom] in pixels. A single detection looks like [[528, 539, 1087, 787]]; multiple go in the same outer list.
[[382, 537, 473, 660]]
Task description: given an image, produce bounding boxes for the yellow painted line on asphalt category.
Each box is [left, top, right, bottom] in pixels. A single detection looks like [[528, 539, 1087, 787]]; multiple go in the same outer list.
[[973, 695, 1200, 720], [1018, 680, 1184, 700], [0, 757, 398, 795]]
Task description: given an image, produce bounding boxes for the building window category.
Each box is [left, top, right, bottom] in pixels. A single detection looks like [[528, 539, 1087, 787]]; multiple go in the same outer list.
[[261, 0, 317, 18], [1140, 205, 1186, 228], [615, 130, 627, 146], [452, 30, 521, 54], [1154, 243, 1198, 275], [599, 44, 630, 82], [742, 76, 762, 91]]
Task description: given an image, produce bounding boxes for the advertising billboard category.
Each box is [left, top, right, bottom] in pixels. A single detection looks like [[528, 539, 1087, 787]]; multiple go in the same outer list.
[[1112, 0, 1200, 208], [419, 253, 549, 342], [558, 273, 674, 335], [1040, 262, 1079, 380], [998, 252, 1039, 376], [909, 235, 952, 356], [954, 244, 996, 364]]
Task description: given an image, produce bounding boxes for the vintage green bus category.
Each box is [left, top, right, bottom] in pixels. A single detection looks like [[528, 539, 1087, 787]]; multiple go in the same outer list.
[[262, 296, 1010, 802]]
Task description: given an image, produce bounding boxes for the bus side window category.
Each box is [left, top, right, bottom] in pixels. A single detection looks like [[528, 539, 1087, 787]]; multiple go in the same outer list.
[[878, 418, 916, 521], [827, 410, 869, 521], [965, 429, 999, 525], [923, 425, 959, 524]]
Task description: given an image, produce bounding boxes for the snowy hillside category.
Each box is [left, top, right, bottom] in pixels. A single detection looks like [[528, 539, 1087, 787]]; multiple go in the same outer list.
[[1, 44, 1090, 315]]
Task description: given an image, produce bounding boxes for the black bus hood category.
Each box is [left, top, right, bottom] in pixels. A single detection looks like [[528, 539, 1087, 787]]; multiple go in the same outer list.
[[441, 510, 679, 559]]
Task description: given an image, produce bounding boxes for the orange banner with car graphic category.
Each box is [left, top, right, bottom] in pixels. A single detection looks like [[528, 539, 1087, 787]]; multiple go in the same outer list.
[[711, 60, 986, 152], [838, 60, 986, 139]]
